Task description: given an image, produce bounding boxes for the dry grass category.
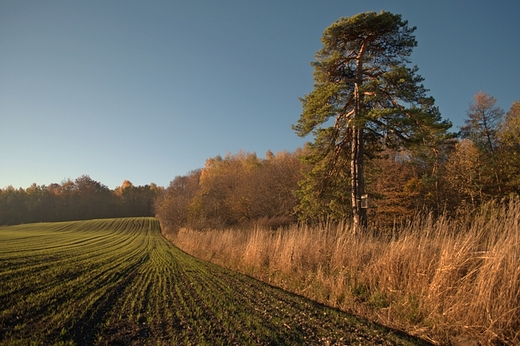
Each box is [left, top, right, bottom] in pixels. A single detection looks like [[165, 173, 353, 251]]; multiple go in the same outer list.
[[171, 199, 520, 345]]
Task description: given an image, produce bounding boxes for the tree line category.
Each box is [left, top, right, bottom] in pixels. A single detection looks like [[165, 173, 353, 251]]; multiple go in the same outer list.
[[0, 175, 159, 225], [3, 93, 517, 229], [154, 150, 303, 234], [155, 92, 519, 234]]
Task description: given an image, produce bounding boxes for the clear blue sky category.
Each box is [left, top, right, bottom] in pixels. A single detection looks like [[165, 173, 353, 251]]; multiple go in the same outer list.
[[1, 1, 519, 189]]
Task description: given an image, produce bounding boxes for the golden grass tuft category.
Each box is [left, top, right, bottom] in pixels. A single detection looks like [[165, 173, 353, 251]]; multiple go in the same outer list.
[[171, 199, 520, 345]]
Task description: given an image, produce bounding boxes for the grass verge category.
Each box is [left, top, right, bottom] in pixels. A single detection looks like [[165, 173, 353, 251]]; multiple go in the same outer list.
[[170, 200, 520, 345]]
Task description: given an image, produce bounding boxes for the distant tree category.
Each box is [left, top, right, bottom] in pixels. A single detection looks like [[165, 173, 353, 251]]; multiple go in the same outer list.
[[187, 152, 262, 227], [74, 175, 110, 219], [220, 152, 261, 223], [59, 179, 78, 220], [46, 183, 62, 220], [117, 180, 139, 216], [0, 186, 27, 225], [459, 92, 505, 197], [293, 11, 452, 231], [113, 180, 159, 217], [365, 150, 419, 227], [189, 154, 235, 228], [25, 183, 49, 222], [121, 180, 133, 190], [497, 100, 520, 193], [154, 171, 201, 235], [443, 139, 493, 208], [251, 150, 303, 225], [461, 91, 504, 154]]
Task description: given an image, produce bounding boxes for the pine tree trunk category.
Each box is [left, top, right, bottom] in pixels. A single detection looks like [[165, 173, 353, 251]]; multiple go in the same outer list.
[[351, 47, 367, 234], [351, 126, 367, 234]]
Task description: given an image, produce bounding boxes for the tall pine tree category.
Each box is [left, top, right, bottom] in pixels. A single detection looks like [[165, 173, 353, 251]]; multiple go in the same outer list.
[[293, 11, 451, 232]]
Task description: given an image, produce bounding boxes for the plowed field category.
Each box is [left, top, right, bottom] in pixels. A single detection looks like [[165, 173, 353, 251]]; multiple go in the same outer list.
[[0, 218, 429, 345]]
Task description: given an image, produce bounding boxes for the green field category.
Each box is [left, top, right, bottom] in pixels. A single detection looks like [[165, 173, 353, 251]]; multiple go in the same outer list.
[[0, 218, 427, 345]]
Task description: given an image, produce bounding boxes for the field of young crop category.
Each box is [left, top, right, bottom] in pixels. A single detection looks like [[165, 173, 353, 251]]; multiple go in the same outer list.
[[0, 218, 428, 345]]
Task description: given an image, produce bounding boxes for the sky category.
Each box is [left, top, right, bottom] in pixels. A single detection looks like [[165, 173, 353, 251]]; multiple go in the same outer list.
[[1, 1, 519, 189]]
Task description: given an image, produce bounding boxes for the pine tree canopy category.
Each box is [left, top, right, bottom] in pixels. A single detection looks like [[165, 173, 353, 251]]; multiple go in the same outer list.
[[293, 11, 452, 228]]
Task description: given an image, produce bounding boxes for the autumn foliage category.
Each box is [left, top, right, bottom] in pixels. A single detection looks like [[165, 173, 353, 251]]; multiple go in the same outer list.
[[154, 150, 304, 234], [0, 175, 159, 224]]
